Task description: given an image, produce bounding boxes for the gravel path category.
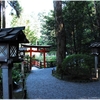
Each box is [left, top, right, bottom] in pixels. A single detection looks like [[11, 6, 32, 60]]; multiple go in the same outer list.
[[26, 67, 100, 99]]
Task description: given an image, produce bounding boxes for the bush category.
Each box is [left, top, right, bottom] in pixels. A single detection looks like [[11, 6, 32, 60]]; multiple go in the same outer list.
[[12, 63, 21, 82], [62, 54, 94, 80]]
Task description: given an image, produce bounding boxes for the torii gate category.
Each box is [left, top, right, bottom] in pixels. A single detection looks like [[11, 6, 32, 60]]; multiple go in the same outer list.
[[22, 44, 51, 70]]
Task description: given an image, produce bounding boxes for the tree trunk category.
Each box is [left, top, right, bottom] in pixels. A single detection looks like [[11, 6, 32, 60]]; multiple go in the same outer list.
[[0, 0, 6, 28], [0, 1, 1, 28], [2, 0, 5, 28], [87, 3, 96, 40], [53, 1, 66, 74]]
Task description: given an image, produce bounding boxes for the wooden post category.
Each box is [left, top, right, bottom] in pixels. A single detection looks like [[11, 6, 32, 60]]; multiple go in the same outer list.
[[95, 55, 98, 78], [21, 61, 24, 76], [1, 63, 13, 99], [43, 48, 46, 68], [30, 47, 32, 70], [9, 63, 13, 99], [21, 61, 25, 90], [27, 55, 29, 71]]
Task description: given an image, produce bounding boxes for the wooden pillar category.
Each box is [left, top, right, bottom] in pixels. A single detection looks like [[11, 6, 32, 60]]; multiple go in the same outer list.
[[21, 61, 24, 77], [1, 63, 13, 99], [43, 48, 46, 68], [9, 63, 13, 99], [21, 61, 25, 90], [30, 47, 32, 70], [95, 55, 98, 78]]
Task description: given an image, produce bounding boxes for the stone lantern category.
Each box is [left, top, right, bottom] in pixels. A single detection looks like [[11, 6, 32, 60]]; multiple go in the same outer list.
[[0, 26, 29, 99], [90, 42, 100, 79], [19, 46, 27, 95], [19, 46, 27, 60]]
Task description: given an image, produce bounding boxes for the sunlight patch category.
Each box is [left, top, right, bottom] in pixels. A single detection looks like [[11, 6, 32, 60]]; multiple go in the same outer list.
[[31, 67, 39, 70]]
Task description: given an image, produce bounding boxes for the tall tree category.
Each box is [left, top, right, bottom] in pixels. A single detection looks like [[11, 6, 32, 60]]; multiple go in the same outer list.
[[0, 0, 1, 28], [7, 0, 22, 18], [2, 1, 5, 28], [0, 0, 22, 28], [0, 0, 6, 28], [38, 11, 56, 50], [40, 1, 100, 55], [63, 1, 96, 54], [11, 15, 38, 44], [93, 1, 100, 40], [53, 1, 66, 74]]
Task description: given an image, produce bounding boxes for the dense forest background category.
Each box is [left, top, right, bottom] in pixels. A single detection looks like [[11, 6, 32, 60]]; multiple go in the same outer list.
[[39, 1, 100, 54], [0, 0, 100, 81], [1, 1, 100, 74], [1, 1, 100, 55]]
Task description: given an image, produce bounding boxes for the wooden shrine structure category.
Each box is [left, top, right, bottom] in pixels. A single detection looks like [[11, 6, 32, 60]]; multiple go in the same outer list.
[[22, 44, 51, 69]]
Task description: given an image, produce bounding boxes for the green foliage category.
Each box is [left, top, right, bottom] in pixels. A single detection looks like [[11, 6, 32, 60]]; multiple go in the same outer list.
[[0, 64, 21, 83], [38, 11, 56, 50], [0, 64, 21, 98], [39, 1, 100, 54], [46, 55, 57, 67], [34, 54, 57, 67], [62, 54, 94, 79], [35, 54, 56, 62], [10, 15, 18, 26], [12, 63, 21, 82], [11, 16, 37, 44], [24, 26, 37, 44], [47, 56, 56, 62], [7, 0, 22, 17], [63, 1, 96, 54]]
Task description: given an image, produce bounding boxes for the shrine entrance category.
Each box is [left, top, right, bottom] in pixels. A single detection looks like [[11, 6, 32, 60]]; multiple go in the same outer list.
[[22, 44, 51, 70]]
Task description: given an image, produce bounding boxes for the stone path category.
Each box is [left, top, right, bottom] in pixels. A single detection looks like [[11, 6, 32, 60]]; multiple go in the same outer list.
[[26, 67, 100, 99]]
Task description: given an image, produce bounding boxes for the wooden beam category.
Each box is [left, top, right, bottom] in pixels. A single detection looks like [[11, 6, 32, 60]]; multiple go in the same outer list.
[[26, 49, 49, 53]]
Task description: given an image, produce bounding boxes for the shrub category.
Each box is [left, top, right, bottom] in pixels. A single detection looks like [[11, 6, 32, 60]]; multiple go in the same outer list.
[[12, 63, 21, 82], [62, 54, 94, 80]]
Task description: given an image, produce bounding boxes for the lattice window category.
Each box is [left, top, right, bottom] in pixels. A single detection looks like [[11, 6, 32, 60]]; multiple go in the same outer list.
[[10, 46, 17, 57], [0, 45, 7, 57]]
